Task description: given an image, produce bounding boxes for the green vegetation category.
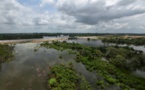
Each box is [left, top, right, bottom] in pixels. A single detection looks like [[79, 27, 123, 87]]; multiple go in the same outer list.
[[41, 41, 89, 51], [48, 63, 92, 90], [0, 44, 14, 63], [102, 37, 145, 45], [68, 50, 76, 54], [104, 46, 145, 70], [48, 78, 57, 86], [0, 44, 14, 70], [42, 41, 145, 90], [96, 80, 105, 89]]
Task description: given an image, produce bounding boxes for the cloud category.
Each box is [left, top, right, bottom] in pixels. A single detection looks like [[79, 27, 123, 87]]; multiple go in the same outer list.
[[117, 0, 136, 6], [0, 0, 81, 33], [0, 0, 34, 25], [55, 0, 145, 25], [0, 0, 145, 33], [0, 0, 71, 26]]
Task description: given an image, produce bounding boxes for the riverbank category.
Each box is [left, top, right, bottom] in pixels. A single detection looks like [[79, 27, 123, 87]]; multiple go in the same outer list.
[[0, 38, 67, 44], [0, 36, 100, 44]]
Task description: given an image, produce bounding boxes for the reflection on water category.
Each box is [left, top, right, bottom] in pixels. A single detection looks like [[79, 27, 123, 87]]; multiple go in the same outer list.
[[0, 43, 76, 90], [0, 39, 145, 90], [133, 70, 145, 78], [68, 39, 104, 47]]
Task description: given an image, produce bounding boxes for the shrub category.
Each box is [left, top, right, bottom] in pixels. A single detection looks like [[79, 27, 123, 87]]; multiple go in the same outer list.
[[48, 78, 57, 86]]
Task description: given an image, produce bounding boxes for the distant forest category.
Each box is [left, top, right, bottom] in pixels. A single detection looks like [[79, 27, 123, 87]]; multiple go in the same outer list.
[[0, 33, 145, 40]]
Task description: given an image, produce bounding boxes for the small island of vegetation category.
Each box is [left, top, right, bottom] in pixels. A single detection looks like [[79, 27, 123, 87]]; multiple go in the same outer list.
[[48, 63, 92, 90]]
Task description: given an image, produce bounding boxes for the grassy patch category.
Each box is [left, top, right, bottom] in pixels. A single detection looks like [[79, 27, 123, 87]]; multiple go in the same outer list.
[[48, 63, 92, 90]]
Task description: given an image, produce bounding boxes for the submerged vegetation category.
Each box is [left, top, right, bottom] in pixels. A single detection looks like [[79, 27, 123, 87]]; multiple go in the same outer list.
[[59, 55, 63, 59], [48, 63, 92, 90], [102, 37, 145, 45], [41, 41, 145, 90]]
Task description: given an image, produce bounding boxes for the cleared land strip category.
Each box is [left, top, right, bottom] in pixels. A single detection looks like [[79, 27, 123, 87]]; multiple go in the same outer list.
[[0, 38, 67, 44]]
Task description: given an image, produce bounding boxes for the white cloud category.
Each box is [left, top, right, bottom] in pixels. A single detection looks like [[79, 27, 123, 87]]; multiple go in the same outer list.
[[106, 0, 118, 6], [0, 0, 145, 33], [0, 0, 34, 25], [54, 0, 145, 25]]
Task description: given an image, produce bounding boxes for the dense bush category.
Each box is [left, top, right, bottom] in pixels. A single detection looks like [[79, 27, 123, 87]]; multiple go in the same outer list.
[[48, 64, 92, 90]]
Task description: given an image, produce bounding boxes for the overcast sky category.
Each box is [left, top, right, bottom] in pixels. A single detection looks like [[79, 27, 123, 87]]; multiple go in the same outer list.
[[0, 0, 145, 33]]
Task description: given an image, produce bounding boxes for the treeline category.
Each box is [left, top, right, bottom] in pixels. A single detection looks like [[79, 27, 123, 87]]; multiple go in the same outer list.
[[102, 37, 145, 45], [0, 33, 52, 40], [0, 33, 105, 40], [1, 33, 145, 40], [0, 33, 108, 40]]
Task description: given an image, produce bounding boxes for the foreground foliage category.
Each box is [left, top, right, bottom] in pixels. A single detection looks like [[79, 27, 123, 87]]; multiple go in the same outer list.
[[48, 63, 92, 90], [42, 41, 145, 90]]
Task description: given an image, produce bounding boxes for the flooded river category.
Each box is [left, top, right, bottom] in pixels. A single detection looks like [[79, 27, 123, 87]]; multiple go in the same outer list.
[[0, 39, 145, 90]]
